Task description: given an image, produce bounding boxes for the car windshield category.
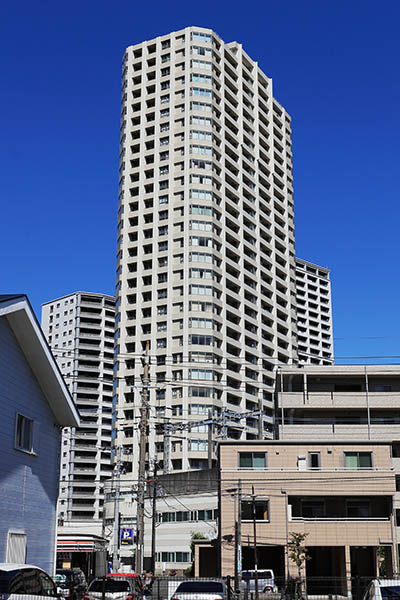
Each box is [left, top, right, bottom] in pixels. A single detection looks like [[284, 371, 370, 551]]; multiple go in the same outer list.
[[242, 572, 273, 580], [381, 587, 400, 598], [175, 582, 224, 593], [89, 580, 130, 593]]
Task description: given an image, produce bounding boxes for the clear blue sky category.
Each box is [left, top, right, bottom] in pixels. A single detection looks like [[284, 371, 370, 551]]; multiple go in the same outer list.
[[1, 0, 399, 364]]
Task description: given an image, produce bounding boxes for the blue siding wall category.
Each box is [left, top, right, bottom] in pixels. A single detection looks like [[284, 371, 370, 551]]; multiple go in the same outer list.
[[0, 317, 61, 574]]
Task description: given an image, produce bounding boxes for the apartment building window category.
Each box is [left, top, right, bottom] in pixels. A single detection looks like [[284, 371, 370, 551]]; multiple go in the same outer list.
[[308, 452, 321, 470], [241, 498, 269, 521], [192, 32, 212, 43], [160, 109, 170, 118], [346, 500, 370, 518], [192, 59, 212, 71], [189, 334, 214, 345], [15, 413, 34, 454], [191, 144, 212, 156], [190, 252, 213, 264], [344, 452, 372, 470], [192, 46, 212, 57], [190, 268, 213, 280], [191, 130, 212, 141], [190, 204, 213, 216], [190, 317, 213, 329], [190, 439, 208, 451], [160, 95, 170, 104], [191, 174, 212, 185], [159, 195, 168, 205], [191, 101, 212, 112], [192, 88, 212, 98], [301, 500, 325, 518], [192, 73, 212, 84], [238, 452, 267, 469], [190, 280, 214, 295], [190, 219, 213, 231], [189, 368, 213, 380]]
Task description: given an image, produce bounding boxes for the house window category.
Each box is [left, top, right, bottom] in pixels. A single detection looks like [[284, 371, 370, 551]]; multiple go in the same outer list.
[[346, 500, 370, 518], [241, 499, 269, 521], [301, 500, 325, 518], [344, 452, 372, 470], [238, 452, 267, 469], [308, 452, 321, 470], [15, 414, 34, 453]]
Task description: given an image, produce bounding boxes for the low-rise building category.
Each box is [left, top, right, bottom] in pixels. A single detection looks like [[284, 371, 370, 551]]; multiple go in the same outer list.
[[219, 439, 397, 595], [0, 294, 79, 574]]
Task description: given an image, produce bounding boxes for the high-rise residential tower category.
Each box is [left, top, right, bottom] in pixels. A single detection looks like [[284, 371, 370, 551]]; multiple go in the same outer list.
[[42, 292, 115, 528], [114, 26, 298, 476], [295, 258, 334, 365]]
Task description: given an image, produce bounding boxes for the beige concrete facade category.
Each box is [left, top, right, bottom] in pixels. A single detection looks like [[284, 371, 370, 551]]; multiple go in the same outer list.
[[42, 292, 115, 527], [295, 258, 333, 365], [114, 25, 298, 483], [219, 440, 397, 587]]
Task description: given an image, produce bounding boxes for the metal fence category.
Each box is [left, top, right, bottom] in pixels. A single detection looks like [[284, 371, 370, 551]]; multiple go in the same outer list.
[[145, 575, 380, 600]]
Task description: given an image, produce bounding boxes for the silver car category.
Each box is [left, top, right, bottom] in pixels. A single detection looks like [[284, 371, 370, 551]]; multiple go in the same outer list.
[[171, 580, 227, 600], [0, 563, 58, 599]]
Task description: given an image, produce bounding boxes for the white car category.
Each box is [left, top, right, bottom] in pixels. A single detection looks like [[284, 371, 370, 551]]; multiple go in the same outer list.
[[241, 570, 277, 593], [84, 578, 134, 600], [171, 580, 227, 600], [363, 579, 400, 600], [0, 563, 58, 599]]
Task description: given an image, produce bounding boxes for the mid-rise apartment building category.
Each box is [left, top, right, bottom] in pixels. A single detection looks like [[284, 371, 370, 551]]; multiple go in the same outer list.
[[114, 25, 298, 477], [219, 439, 398, 595], [295, 258, 333, 365], [42, 292, 115, 527]]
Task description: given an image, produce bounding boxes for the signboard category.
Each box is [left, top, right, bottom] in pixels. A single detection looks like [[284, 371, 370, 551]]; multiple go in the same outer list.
[[120, 528, 134, 545]]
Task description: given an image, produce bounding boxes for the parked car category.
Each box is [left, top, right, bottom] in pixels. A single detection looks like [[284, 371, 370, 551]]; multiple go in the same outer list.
[[55, 568, 87, 600], [362, 579, 400, 600], [241, 570, 277, 593], [171, 580, 227, 600], [107, 574, 144, 598], [0, 563, 58, 599], [84, 578, 134, 600]]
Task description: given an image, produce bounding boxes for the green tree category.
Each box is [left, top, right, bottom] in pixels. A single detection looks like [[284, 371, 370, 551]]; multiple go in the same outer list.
[[288, 532, 310, 578], [184, 532, 209, 577]]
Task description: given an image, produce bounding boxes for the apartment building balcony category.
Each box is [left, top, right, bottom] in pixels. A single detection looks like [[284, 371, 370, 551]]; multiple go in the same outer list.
[[278, 423, 400, 441], [281, 391, 400, 409]]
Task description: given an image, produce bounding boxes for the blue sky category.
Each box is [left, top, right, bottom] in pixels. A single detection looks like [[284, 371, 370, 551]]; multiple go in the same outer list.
[[1, 0, 399, 364]]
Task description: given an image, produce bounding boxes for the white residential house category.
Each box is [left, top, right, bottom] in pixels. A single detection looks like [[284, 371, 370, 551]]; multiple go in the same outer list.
[[0, 294, 80, 574]]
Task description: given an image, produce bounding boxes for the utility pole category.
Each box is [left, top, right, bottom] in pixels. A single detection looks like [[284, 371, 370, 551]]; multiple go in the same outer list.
[[136, 342, 150, 574], [163, 418, 171, 475], [234, 480, 242, 592], [207, 409, 213, 469], [251, 485, 259, 600], [150, 462, 158, 574], [112, 445, 122, 571]]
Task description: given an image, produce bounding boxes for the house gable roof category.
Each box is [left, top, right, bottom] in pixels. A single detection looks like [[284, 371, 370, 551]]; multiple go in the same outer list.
[[0, 295, 80, 427]]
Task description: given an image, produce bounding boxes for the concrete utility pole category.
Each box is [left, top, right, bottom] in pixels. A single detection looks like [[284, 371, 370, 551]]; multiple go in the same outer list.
[[150, 462, 158, 574], [136, 342, 150, 574], [112, 445, 122, 571], [251, 485, 259, 600], [207, 409, 213, 469]]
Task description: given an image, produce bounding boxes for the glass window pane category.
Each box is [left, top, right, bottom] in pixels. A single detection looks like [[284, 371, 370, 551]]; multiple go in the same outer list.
[[359, 452, 372, 468], [253, 453, 266, 468], [345, 453, 358, 470]]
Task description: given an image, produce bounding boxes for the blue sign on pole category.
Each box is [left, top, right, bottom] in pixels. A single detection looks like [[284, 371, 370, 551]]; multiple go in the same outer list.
[[120, 528, 134, 545]]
